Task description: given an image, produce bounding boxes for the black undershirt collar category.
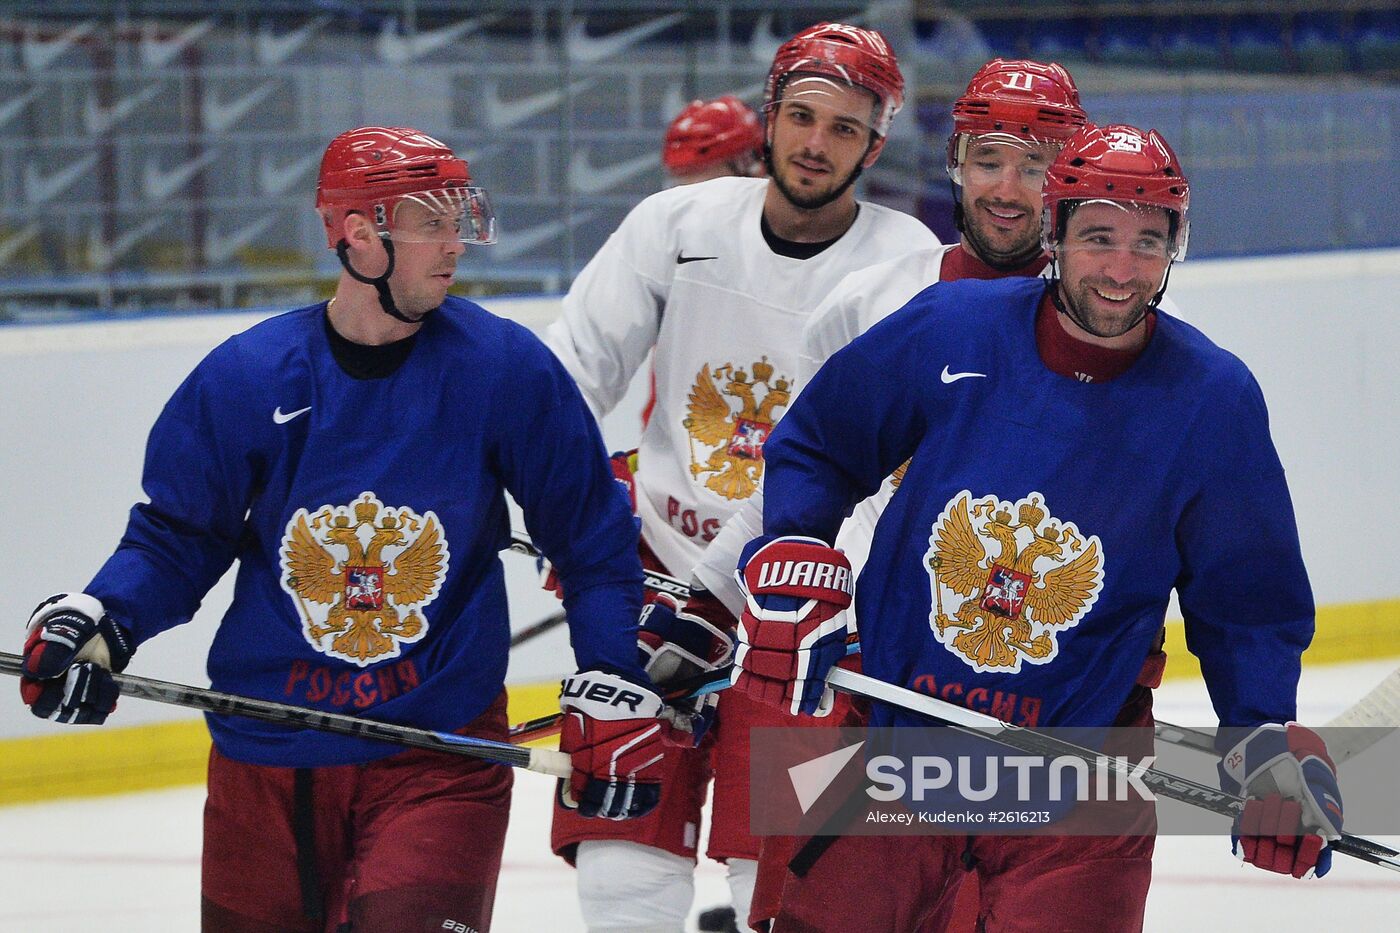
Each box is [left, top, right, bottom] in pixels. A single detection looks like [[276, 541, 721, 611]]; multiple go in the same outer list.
[[323, 305, 419, 380], [759, 209, 852, 260]]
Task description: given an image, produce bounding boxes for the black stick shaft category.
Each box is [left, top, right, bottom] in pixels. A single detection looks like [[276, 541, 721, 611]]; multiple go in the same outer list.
[[0, 652, 570, 778]]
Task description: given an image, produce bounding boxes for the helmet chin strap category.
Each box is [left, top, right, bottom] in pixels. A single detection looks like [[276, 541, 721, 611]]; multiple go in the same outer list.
[[334, 236, 427, 325], [1049, 254, 1172, 339]]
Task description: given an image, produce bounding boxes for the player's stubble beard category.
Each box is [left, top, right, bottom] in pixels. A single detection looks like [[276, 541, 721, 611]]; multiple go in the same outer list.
[[764, 143, 866, 213], [1057, 270, 1160, 339], [960, 193, 1045, 271]]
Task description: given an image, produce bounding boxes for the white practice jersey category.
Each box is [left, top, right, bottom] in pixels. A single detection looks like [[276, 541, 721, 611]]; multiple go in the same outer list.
[[693, 243, 961, 617], [545, 175, 940, 578], [692, 243, 1193, 618]]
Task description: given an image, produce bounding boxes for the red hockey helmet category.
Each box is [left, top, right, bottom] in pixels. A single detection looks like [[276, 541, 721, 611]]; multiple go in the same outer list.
[[663, 96, 764, 176], [315, 126, 495, 248], [947, 59, 1087, 180], [1042, 124, 1192, 259], [763, 22, 904, 137]]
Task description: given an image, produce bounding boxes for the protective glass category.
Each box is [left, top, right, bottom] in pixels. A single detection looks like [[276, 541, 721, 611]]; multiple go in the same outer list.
[[766, 73, 882, 136], [383, 186, 497, 245], [1045, 198, 1189, 263], [948, 133, 1063, 192]]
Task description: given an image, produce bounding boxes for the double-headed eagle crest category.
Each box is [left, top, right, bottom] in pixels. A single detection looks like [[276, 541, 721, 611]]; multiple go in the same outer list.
[[279, 492, 449, 666], [683, 357, 790, 501], [925, 491, 1104, 673]]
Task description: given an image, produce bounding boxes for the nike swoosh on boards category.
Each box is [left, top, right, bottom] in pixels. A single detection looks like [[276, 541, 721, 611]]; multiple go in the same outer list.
[[22, 20, 97, 71], [566, 12, 687, 64], [83, 84, 163, 134], [255, 15, 329, 66], [88, 216, 167, 270], [25, 154, 100, 205], [483, 79, 595, 131], [567, 149, 660, 195], [202, 80, 280, 134], [142, 151, 220, 201], [140, 18, 216, 69], [205, 215, 283, 265], [375, 15, 493, 64], [259, 153, 321, 196]]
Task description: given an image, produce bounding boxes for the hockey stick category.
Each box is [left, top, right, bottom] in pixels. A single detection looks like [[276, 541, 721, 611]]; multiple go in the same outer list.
[[1152, 667, 1400, 763], [509, 609, 567, 648], [0, 652, 571, 778], [822, 666, 1400, 874], [507, 532, 692, 601]]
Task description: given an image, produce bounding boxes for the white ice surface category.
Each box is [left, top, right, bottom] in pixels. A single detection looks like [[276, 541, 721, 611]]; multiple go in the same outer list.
[[3, 659, 1398, 931]]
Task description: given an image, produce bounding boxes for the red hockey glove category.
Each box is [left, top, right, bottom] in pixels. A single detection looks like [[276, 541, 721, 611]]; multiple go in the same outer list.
[[558, 669, 675, 820], [732, 536, 852, 717], [1220, 723, 1344, 878], [21, 593, 134, 725]]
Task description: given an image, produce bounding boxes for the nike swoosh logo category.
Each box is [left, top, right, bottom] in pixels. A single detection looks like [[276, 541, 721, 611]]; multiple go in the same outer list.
[[273, 406, 312, 425], [255, 15, 329, 66], [258, 152, 320, 196], [22, 20, 97, 71], [748, 12, 786, 63], [566, 12, 687, 64], [492, 212, 597, 261], [940, 365, 987, 384], [483, 79, 594, 131], [205, 215, 283, 264], [88, 217, 167, 269], [376, 15, 494, 64], [658, 80, 764, 126], [0, 224, 40, 265], [143, 151, 220, 201], [202, 80, 280, 134], [676, 253, 717, 264], [25, 154, 99, 205], [83, 84, 163, 134], [141, 18, 216, 69], [0, 88, 42, 129], [568, 148, 659, 195]]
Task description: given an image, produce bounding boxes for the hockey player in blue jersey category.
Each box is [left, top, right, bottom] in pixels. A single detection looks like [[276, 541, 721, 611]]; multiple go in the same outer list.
[[731, 124, 1345, 930], [18, 126, 680, 932]]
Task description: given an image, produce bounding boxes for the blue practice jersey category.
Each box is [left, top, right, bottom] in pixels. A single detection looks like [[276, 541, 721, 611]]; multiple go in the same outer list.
[[88, 298, 644, 766], [762, 278, 1313, 731]]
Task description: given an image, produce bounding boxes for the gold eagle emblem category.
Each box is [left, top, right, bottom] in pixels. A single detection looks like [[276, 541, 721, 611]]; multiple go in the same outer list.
[[924, 491, 1103, 673], [279, 492, 449, 666], [683, 357, 790, 501]]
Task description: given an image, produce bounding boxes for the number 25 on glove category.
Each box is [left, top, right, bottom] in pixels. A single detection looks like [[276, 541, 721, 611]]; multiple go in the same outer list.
[[732, 536, 852, 717], [1220, 722, 1344, 879]]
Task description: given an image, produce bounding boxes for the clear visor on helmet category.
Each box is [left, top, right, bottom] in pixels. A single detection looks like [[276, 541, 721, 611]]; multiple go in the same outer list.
[[380, 186, 496, 245], [948, 132, 1063, 193], [766, 73, 883, 136], [1043, 198, 1188, 263]]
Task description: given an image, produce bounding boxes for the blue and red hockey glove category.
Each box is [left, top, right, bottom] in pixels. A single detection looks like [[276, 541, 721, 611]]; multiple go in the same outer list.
[[21, 593, 135, 725], [558, 669, 679, 820], [1220, 722, 1344, 878], [637, 589, 734, 745], [731, 535, 853, 717]]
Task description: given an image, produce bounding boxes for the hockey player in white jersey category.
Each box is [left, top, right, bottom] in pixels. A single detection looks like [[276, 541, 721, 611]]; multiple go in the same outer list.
[[544, 21, 939, 932]]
